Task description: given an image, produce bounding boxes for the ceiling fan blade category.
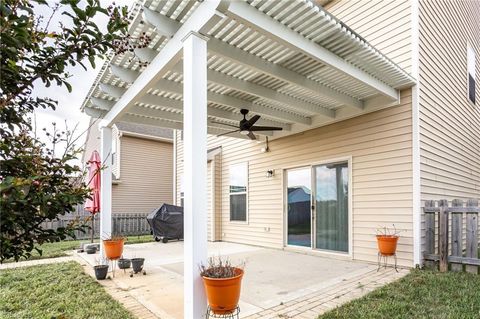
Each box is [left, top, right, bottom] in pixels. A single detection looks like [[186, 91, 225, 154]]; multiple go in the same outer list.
[[247, 131, 256, 140], [216, 129, 240, 137], [249, 126, 283, 131], [210, 121, 239, 129], [247, 115, 260, 127]]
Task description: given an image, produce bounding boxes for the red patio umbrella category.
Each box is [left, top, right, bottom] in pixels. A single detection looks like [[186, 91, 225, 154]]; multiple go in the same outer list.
[[85, 151, 101, 243]]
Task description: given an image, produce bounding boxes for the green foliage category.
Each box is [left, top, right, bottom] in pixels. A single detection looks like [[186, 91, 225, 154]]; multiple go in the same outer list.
[[0, 262, 135, 318], [0, 0, 129, 262], [319, 269, 480, 319]]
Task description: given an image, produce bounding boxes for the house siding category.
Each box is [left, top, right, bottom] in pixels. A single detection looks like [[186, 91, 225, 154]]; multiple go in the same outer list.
[[112, 135, 173, 214], [418, 0, 480, 202], [175, 90, 413, 266]]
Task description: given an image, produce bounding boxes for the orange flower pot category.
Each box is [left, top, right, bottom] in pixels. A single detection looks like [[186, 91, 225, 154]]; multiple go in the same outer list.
[[202, 268, 244, 314], [376, 235, 399, 256], [103, 239, 124, 260]]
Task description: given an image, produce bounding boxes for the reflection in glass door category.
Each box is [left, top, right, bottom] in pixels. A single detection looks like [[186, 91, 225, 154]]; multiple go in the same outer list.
[[314, 162, 349, 253], [286, 168, 311, 247]]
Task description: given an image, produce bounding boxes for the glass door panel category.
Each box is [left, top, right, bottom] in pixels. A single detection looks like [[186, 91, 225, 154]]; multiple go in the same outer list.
[[286, 168, 311, 247], [314, 162, 349, 253]]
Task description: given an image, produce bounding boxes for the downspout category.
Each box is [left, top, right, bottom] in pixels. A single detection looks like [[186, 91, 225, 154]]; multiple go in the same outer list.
[[411, 0, 422, 268]]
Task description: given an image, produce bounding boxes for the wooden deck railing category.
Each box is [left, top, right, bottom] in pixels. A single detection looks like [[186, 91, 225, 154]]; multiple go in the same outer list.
[[423, 199, 479, 273]]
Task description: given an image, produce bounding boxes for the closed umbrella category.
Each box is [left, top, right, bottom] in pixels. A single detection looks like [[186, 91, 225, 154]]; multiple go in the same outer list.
[[85, 151, 101, 243]]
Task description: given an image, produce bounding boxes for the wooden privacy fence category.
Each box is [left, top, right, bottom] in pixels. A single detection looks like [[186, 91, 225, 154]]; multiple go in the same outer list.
[[423, 199, 479, 274], [42, 211, 152, 240]]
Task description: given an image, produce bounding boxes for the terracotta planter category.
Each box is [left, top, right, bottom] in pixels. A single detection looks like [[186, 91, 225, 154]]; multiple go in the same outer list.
[[103, 239, 124, 260], [376, 235, 399, 255], [202, 268, 244, 314]]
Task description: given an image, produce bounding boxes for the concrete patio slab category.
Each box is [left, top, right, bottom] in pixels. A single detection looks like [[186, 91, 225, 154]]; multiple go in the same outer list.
[[78, 241, 378, 318]]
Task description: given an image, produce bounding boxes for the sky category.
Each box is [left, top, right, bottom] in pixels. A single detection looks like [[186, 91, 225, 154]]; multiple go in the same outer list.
[[31, 0, 131, 164]]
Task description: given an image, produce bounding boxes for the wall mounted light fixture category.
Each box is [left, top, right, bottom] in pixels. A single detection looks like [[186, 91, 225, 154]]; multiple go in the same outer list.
[[266, 169, 274, 178]]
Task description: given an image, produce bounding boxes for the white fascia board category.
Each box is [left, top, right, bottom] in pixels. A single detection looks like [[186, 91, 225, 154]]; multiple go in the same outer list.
[[100, 0, 225, 128], [223, 1, 399, 101], [208, 37, 364, 109]]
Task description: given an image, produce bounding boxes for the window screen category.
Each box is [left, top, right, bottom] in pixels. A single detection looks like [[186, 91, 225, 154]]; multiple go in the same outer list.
[[229, 163, 248, 221], [468, 45, 476, 104]]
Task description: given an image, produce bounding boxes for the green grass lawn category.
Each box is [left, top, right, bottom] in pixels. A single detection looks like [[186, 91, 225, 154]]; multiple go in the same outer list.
[[6, 235, 153, 263], [319, 269, 480, 319], [0, 262, 135, 319]]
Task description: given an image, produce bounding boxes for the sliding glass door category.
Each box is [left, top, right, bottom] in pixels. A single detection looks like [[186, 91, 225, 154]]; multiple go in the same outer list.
[[313, 162, 349, 253], [286, 168, 311, 247]]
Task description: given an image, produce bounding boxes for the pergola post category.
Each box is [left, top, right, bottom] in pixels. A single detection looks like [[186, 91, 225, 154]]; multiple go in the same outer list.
[[99, 126, 113, 259], [182, 31, 208, 318]]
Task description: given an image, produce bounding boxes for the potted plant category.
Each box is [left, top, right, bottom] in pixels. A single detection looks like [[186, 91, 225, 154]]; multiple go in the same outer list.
[[102, 234, 125, 260], [94, 258, 109, 280], [118, 258, 131, 270], [200, 257, 244, 315], [376, 224, 401, 256]]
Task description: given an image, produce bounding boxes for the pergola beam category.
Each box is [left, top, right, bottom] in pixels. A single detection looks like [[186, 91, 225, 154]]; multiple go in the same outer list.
[[142, 6, 181, 37], [223, 1, 399, 101], [171, 64, 334, 118], [150, 78, 311, 125], [100, 0, 226, 127], [127, 105, 275, 136], [137, 95, 291, 130], [207, 37, 364, 109]]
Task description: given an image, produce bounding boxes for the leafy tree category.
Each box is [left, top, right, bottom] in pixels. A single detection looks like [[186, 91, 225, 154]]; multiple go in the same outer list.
[[0, 0, 129, 262]]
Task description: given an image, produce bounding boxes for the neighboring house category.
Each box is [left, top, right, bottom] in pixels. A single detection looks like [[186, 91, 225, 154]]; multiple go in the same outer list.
[[82, 119, 173, 215], [81, 0, 479, 271]]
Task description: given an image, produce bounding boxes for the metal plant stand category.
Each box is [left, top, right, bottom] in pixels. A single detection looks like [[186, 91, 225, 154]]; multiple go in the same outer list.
[[377, 252, 398, 272], [206, 306, 240, 319]]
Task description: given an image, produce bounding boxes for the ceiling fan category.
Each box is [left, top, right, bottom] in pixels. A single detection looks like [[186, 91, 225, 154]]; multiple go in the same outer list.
[[212, 109, 283, 140]]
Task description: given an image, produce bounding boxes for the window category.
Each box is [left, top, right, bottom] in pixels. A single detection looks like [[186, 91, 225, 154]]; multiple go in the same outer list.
[[229, 163, 248, 221], [468, 45, 476, 104], [180, 174, 184, 207], [111, 138, 117, 166]]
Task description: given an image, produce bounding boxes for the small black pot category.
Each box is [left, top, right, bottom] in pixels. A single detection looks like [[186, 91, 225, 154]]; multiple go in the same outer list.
[[131, 258, 145, 273], [94, 265, 109, 280], [118, 258, 131, 270], [85, 246, 97, 254]]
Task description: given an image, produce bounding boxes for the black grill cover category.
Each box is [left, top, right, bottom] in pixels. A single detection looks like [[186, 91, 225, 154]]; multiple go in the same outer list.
[[146, 204, 184, 240]]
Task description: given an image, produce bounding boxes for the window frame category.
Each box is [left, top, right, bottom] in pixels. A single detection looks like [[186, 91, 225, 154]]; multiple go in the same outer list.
[[228, 162, 249, 223], [467, 43, 476, 105]]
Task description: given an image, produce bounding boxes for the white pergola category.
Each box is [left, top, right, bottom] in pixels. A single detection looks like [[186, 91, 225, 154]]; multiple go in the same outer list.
[[81, 0, 415, 317]]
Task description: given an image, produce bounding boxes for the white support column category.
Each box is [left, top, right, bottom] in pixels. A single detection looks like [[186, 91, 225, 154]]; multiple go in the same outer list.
[[99, 126, 113, 259], [183, 31, 208, 318]]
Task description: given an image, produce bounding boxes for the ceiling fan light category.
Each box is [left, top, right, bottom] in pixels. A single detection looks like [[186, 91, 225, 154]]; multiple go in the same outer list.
[[240, 130, 249, 135]]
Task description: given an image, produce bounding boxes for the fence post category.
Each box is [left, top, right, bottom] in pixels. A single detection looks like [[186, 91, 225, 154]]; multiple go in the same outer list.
[[438, 199, 449, 272], [450, 199, 463, 272], [466, 199, 479, 274], [424, 200, 436, 269]]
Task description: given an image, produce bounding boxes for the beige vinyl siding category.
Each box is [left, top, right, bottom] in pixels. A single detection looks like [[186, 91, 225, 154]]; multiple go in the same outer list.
[[83, 118, 101, 164], [112, 136, 173, 214], [176, 90, 413, 266], [418, 0, 480, 202], [327, 0, 412, 73]]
